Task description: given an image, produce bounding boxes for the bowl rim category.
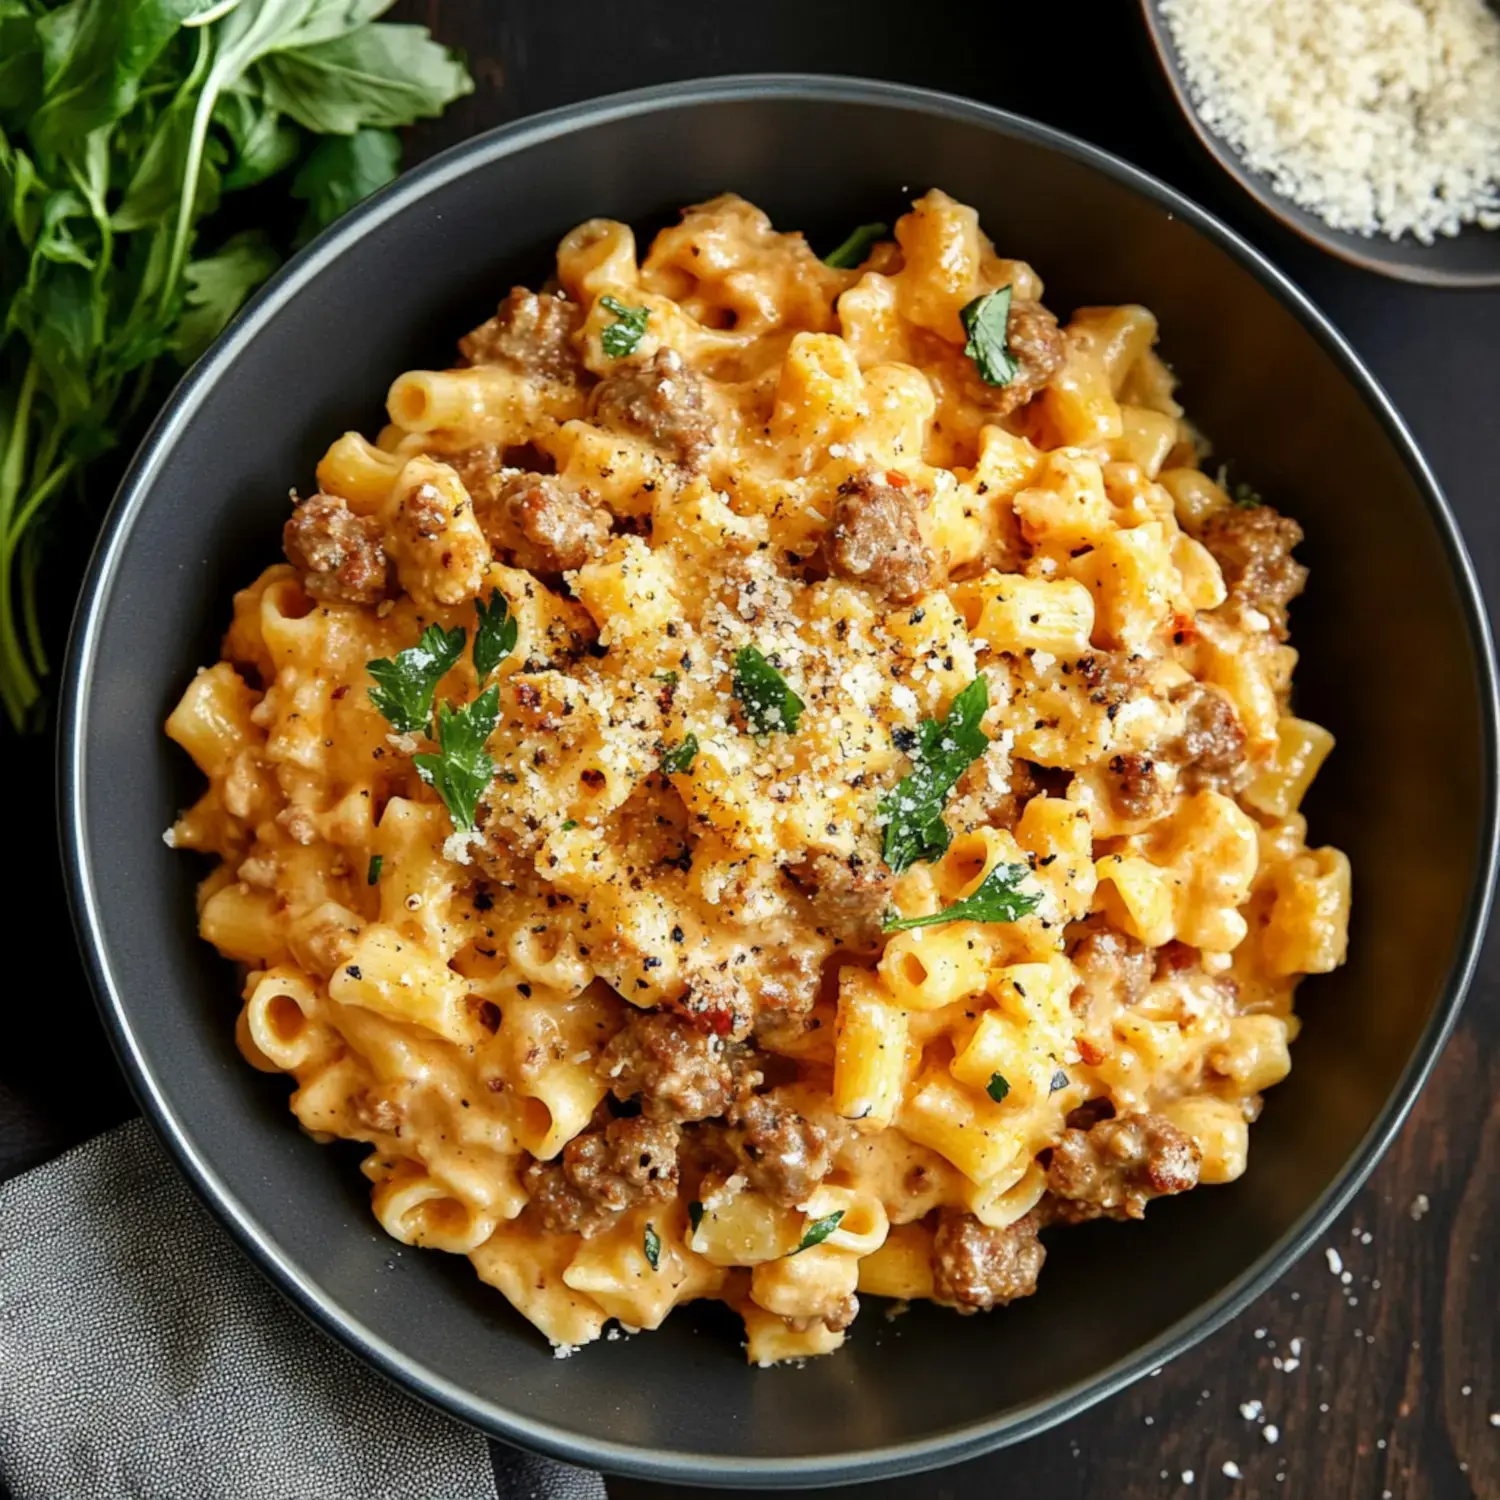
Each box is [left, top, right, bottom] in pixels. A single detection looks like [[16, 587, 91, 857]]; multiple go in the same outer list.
[[57, 72, 1500, 1488], [1136, 0, 1500, 289]]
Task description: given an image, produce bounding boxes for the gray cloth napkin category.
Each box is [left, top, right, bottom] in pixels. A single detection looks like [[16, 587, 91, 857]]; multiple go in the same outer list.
[[0, 1119, 606, 1500]]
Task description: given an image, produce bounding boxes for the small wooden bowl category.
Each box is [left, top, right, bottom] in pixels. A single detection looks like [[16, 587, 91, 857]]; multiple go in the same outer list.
[[1140, 0, 1500, 287]]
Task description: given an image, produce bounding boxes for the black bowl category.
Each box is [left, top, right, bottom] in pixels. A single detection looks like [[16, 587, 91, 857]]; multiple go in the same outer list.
[[1138, 0, 1500, 287], [59, 76, 1498, 1488]]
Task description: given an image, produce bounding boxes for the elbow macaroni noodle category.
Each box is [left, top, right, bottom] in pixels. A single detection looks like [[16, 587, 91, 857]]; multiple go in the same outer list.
[[167, 190, 1349, 1363]]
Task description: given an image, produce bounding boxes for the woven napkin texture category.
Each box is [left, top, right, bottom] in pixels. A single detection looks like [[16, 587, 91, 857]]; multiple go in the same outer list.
[[0, 1118, 606, 1500]]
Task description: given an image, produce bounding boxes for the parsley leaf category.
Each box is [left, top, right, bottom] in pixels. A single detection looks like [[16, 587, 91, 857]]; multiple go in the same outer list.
[[879, 677, 989, 873], [560, 819, 577, 832], [472, 589, 518, 680], [0, 1, 472, 731], [169, 230, 281, 364], [254, 20, 474, 135], [366, 623, 466, 734], [792, 1210, 844, 1254], [599, 295, 649, 358], [643, 1221, 662, 1271], [959, 285, 1019, 387], [1232, 481, 1263, 509], [732, 645, 804, 736], [290, 127, 402, 247], [413, 683, 499, 832], [882, 861, 1040, 933], [824, 221, 887, 269], [366, 854, 383, 885], [688, 1200, 704, 1235], [660, 733, 698, 775], [986, 1073, 1011, 1104]]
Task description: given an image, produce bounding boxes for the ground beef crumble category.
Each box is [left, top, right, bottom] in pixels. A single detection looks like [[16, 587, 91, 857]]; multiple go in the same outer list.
[[601, 1010, 752, 1123], [1046, 1111, 1201, 1221], [930, 1207, 1046, 1310], [825, 471, 937, 603], [588, 348, 714, 469], [459, 287, 584, 381], [1197, 502, 1307, 640], [282, 492, 391, 604], [523, 1116, 680, 1238]]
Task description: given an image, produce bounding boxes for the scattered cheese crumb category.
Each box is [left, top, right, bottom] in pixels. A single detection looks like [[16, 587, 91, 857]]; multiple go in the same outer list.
[[1263, 1424, 1280, 1444], [1222, 1461, 1243, 1479], [161, 826, 178, 847], [1325, 1247, 1344, 1275], [442, 829, 478, 865], [1182, 1470, 1195, 1485], [1409, 1192, 1431, 1220], [1240, 1399, 1264, 1421]]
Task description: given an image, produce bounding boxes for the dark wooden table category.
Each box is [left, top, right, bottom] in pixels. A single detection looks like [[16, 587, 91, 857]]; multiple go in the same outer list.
[[3, 4, 1496, 1497]]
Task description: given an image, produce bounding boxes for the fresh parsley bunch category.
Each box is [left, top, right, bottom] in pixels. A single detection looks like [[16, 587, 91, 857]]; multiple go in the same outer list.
[[0, 0, 473, 729]]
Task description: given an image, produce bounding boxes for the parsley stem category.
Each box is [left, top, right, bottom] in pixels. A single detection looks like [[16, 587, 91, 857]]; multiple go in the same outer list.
[[0, 358, 40, 726], [5, 456, 74, 555], [19, 529, 45, 681], [162, 24, 220, 313]]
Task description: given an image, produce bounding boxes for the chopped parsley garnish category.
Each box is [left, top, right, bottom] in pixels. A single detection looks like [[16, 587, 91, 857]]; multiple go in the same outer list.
[[792, 1210, 845, 1254], [879, 677, 990, 873], [824, 222, 888, 269], [413, 684, 499, 832], [366, 855, 383, 886], [600, 296, 650, 358], [652, 669, 679, 687], [366, 624, 466, 735], [643, 1221, 662, 1271], [1049, 1069, 1069, 1094], [986, 1073, 1011, 1104], [688, 1201, 705, 1235], [560, 820, 578, 832], [959, 285, 1019, 387], [882, 860, 1040, 933], [732, 646, 804, 736], [1232, 481, 1263, 509], [472, 590, 518, 680], [660, 734, 699, 775]]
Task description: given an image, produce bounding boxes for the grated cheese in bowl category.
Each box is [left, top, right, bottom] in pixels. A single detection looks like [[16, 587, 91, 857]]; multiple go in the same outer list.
[[1157, 0, 1500, 242]]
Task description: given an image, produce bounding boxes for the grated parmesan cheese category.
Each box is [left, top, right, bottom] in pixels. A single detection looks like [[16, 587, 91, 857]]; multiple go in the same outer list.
[[1157, 0, 1500, 242]]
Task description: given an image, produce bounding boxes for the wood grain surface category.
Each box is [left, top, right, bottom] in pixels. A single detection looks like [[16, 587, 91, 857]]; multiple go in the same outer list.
[[2, 3, 1496, 1497]]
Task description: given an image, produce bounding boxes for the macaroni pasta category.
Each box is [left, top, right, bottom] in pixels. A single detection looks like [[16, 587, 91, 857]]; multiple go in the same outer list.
[[167, 190, 1349, 1362]]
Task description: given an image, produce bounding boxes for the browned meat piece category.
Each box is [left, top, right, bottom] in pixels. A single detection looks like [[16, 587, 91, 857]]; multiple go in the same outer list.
[[822, 1294, 859, 1333], [473, 470, 612, 574], [825, 472, 936, 603], [1046, 1111, 1201, 1222], [721, 1092, 849, 1206], [1104, 751, 1168, 821], [930, 1208, 1046, 1310], [1197, 503, 1307, 640], [1076, 651, 1146, 716], [588, 348, 714, 468], [672, 968, 755, 1043], [523, 1116, 679, 1238], [784, 848, 894, 950], [602, 1010, 748, 1122], [983, 298, 1066, 416], [756, 945, 823, 1016], [1066, 914, 1154, 1013], [282, 493, 390, 604], [1152, 939, 1198, 979], [1173, 682, 1248, 791], [459, 287, 584, 381]]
